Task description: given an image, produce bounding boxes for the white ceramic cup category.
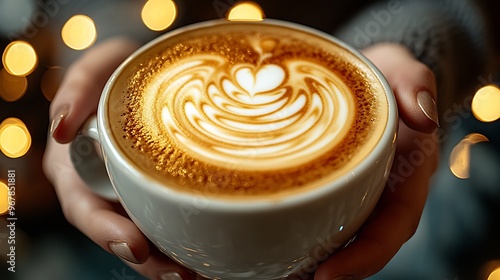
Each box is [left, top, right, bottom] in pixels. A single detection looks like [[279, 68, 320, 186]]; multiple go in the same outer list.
[[70, 19, 398, 280]]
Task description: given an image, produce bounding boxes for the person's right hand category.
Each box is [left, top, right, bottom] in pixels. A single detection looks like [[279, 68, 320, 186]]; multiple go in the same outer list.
[[314, 43, 439, 280], [43, 37, 198, 280]]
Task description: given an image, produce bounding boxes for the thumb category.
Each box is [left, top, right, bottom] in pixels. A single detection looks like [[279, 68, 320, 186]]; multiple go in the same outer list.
[[363, 43, 439, 134], [50, 37, 140, 143]]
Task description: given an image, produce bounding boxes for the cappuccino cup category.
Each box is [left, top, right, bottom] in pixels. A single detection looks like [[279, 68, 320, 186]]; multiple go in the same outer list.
[[70, 19, 397, 279]]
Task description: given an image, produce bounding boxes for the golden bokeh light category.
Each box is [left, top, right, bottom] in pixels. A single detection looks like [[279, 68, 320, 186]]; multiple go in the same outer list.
[[0, 118, 31, 158], [449, 133, 489, 179], [141, 0, 177, 31], [481, 261, 500, 280], [0, 181, 8, 215], [2, 41, 38, 76], [61, 15, 97, 50], [472, 85, 500, 122], [0, 68, 27, 102], [227, 1, 264, 21], [41, 66, 64, 101], [489, 267, 500, 280]]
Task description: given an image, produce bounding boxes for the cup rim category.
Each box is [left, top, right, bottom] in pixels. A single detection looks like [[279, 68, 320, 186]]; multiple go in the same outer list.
[[99, 19, 398, 212]]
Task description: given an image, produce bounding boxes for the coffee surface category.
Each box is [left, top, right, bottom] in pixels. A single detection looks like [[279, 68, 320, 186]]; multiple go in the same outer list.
[[109, 22, 388, 198]]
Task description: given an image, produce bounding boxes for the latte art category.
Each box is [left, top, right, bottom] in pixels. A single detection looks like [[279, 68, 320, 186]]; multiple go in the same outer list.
[[142, 48, 354, 170], [111, 24, 388, 197]]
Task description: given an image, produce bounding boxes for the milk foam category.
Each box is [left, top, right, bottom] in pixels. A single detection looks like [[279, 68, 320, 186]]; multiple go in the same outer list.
[[141, 39, 355, 170], [116, 26, 388, 197]]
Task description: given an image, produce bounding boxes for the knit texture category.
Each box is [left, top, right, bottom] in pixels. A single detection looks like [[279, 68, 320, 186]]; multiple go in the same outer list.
[[333, 0, 495, 109]]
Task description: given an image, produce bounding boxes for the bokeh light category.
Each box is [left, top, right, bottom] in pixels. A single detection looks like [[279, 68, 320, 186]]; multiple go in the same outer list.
[[472, 85, 500, 122], [2, 41, 38, 76], [450, 133, 489, 179], [61, 15, 97, 50], [141, 0, 177, 31], [227, 1, 264, 21], [41, 66, 64, 101], [0, 118, 32, 159], [0, 181, 8, 215], [0, 68, 27, 102], [489, 267, 500, 280]]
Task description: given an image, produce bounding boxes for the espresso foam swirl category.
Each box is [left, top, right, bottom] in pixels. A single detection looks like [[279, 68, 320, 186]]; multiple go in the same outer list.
[[115, 27, 388, 197], [142, 54, 354, 170]]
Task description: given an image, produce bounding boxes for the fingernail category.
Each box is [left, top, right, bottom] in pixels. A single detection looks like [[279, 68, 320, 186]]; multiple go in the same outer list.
[[50, 107, 68, 137], [109, 242, 140, 264], [417, 91, 439, 127], [331, 275, 360, 280], [159, 272, 183, 280]]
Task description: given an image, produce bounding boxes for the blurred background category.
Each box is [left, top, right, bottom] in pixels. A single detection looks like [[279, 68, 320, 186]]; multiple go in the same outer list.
[[0, 0, 499, 279]]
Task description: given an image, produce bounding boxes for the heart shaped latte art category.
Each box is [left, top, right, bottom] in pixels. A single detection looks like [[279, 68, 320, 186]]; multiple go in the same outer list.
[[234, 64, 285, 97], [141, 53, 355, 171]]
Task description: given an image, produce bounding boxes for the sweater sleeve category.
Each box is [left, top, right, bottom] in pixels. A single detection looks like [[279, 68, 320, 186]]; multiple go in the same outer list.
[[332, 0, 495, 106]]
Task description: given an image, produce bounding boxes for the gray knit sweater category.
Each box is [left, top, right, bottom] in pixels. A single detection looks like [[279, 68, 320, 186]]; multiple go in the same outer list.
[[331, 0, 495, 112]]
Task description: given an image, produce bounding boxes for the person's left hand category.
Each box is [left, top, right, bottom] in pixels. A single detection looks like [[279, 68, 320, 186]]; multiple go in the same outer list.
[[43, 37, 199, 280], [314, 43, 440, 280]]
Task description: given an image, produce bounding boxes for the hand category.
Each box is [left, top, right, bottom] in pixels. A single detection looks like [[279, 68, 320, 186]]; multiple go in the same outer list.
[[43, 37, 197, 280], [43, 39, 438, 280], [314, 43, 439, 279]]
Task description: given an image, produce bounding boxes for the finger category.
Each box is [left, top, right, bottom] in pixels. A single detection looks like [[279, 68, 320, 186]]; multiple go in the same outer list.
[[315, 121, 438, 279], [43, 139, 196, 278], [363, 43, 439, 134], [127, 249, 199, 280], [43, 137, 150, 263], [50, 37, 140, 143]]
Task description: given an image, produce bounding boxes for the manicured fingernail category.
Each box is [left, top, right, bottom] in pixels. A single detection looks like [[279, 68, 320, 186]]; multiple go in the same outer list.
[[109, 242, 140, 264], [331, 275, 360, 280], [159, 272, 183, 280], [417, 91, 439, 127], [50, 107, 68, 137]]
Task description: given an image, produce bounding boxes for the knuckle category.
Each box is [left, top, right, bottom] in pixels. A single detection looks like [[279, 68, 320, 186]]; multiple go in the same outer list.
[[414, 62, 436, 86], [60, 198, 77, 226]]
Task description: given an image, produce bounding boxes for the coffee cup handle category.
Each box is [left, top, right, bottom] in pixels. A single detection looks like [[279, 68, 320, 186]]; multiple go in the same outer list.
[[69, 115, 118, 201]]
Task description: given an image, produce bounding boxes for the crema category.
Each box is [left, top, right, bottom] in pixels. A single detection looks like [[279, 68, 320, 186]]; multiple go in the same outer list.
[[108, 22, 388, 198]]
